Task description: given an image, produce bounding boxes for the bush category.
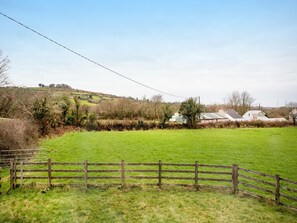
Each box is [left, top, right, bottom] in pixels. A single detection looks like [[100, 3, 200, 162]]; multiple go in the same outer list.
[[0, 119, 39, 151]]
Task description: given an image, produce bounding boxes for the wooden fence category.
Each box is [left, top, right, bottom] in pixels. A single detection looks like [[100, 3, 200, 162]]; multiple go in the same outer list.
[[5, 159, 297, 211], [0, 148, 48, 167], [238, 167, 297, 211]]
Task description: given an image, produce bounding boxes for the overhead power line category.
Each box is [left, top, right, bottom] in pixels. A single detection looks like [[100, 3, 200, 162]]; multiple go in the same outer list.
[[0, 11, 185, 99]]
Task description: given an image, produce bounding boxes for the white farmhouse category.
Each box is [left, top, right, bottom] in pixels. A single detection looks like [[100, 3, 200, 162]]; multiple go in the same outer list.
[[242, 110, 269, 121], [169, 113, 187, 124]]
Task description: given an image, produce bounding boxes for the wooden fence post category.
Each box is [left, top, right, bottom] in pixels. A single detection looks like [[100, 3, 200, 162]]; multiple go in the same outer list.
[[158, 160, 162, 189], [48, 159, 52, 187], [232, 164, 238, 194], [195, 161, 199, 190], [275, 174, 280, 205], [9, 161, 13, 190], [20, 161, 24, 187], [121, 160, 125, 187], [13, 160, 17, 189], [84, 160, 88, 189]]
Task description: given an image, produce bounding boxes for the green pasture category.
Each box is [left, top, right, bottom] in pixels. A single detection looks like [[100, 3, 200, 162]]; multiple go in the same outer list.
[[42, 127, 297, 180], [1, 127, 297, 222], [0, 187, 296, 223]]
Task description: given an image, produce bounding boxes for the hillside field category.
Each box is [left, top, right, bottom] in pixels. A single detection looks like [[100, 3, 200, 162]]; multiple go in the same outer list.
[[0, 127, 297, 222], [30, 87, 126, 105]]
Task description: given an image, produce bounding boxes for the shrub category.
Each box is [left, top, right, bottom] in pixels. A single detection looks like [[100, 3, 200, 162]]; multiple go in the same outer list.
[[82, 120, 187, 131], [33, 97, 52, 135], [0, 119, 38, 151]]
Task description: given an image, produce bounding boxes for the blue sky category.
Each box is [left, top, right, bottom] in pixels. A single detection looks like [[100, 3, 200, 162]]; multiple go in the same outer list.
[[1, 0, 296, 106]]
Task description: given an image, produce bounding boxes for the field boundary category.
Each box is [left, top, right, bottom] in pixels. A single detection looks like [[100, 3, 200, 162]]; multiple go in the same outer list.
[[4, 159, 297, 211], [0, 148, 48, 166]]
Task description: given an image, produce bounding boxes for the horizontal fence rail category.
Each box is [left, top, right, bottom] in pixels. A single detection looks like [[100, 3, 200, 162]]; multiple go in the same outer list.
[[8, 160, 234, 190], [237, 167, 297, 211], [0, 148, 48, 167], [4, 159, 297, 211]]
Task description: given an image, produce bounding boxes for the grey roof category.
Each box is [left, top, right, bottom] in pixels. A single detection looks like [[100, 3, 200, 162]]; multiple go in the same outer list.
[[225, 109, 242, 119], [201, 112, 227, 120]]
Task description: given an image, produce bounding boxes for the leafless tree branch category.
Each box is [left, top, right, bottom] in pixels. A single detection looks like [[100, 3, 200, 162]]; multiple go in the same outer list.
[[0, 50, 11, 87]]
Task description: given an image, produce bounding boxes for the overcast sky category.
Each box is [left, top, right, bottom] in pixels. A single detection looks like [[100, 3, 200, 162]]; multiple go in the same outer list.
[[1, 0, 296, 106]]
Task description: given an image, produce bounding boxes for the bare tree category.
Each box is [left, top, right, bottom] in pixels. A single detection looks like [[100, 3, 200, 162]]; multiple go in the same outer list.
[[225, 91, 255, 115], [225, 91, 241, 111], [0, 87, 43, 119], [239, 91, 255, 115], [0, 50, 10, 87], [287, 102, 297, 125], [151, 94, 163, 120]]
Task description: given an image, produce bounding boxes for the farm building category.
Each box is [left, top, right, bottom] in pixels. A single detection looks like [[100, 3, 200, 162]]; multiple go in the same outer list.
[[268, 118, 288, 122], [169, 112, 229, 124], [218, 109, 243, 121], [242, 110, 287, 122], [242, 110, 269, 121], [200, 112, 229, 124], [169, 113, 187, 124]]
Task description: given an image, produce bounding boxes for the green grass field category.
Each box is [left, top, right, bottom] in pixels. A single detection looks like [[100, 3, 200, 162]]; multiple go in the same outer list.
[[1, 127, 297, 222], [1, 187, 297, 223], [42, 128, 297, 180]]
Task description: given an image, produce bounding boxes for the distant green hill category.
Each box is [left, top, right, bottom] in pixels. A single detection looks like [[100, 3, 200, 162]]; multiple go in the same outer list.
[[29, 87, 136, 106], [1, 86, 180, 121]]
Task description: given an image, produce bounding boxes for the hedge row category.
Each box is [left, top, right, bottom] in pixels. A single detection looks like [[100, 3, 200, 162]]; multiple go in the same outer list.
[[0, 119, 39, 151], [198, 120, 291, 129], [83, 120, 292, 131]]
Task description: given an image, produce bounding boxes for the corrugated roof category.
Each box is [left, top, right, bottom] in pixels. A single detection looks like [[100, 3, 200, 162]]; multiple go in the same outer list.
[[201, 113, 226, 120], [225, 109, 242, 119]]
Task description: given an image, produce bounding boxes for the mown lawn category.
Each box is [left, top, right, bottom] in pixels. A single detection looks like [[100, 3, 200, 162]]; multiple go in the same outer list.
[[1, 127, 297, 222]]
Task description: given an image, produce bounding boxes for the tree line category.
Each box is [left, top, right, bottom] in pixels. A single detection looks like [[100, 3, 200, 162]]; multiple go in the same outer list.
[[1, 50, 296, 137], [0, 86, 182, 134], [38, 83, 72, 89]]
